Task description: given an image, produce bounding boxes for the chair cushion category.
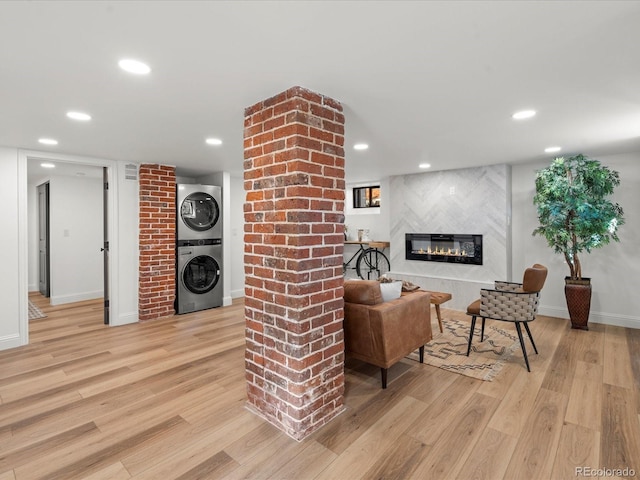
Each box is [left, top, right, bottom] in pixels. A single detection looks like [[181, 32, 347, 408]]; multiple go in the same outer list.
[[344, 280, 383, 305], [467, 298, 481, 315], [522, 265, 548, 292]]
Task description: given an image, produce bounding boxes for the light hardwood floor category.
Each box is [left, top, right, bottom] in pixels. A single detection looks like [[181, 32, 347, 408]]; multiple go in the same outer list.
[[1, 294, 639, 479]]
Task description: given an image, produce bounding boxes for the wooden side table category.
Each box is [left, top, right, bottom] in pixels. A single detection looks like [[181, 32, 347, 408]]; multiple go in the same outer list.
[[403, 289, 452, 333], [426, 291, 452, 333]]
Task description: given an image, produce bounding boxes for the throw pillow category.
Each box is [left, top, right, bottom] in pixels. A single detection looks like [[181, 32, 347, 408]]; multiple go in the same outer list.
[[401, 280, 420, 292], [379, 281, 402, 302]]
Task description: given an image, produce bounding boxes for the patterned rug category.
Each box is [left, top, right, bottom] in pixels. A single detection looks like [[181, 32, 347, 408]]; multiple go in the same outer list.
[[28, 300, 47, 320], [411, 317, 521, 381]]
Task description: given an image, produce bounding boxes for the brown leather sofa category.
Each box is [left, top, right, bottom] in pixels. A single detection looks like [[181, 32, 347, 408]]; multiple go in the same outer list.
[[343, 280, 432, 388]]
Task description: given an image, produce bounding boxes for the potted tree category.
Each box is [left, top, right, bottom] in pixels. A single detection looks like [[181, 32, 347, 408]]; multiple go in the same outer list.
[[532, 154, 624, 330]]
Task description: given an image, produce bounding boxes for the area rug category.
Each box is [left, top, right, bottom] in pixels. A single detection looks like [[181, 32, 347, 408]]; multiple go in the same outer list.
[[410, 317, 521, 381], [28, 300, 47, 320]]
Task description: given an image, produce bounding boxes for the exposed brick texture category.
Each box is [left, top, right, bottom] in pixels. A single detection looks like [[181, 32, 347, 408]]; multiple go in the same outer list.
[[139, 164, 176, 321], [244, 86, 346, 440]]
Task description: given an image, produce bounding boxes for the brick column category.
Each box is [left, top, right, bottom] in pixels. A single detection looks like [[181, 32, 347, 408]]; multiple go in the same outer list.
[[139, 164, 176, 321], [244, 86, 346, 440]]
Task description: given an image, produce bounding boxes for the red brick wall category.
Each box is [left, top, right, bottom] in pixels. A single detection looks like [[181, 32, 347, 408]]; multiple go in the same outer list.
[[244, 86, 346, 440], [139, 164, 176, 321]]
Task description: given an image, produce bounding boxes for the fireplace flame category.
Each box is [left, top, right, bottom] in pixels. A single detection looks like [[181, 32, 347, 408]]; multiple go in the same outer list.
[[406, 233, 481, 265], [416, 246, 467, 257]]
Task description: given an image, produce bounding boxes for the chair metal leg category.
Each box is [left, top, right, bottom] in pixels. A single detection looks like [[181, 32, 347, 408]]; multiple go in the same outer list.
[[419, 345, 425, 363], [467, 315, 477, 356], [523, 322, 538, 354], [381, 368, 388, 389], [515, 322, 531, 372], [480, 318, 486, 342]]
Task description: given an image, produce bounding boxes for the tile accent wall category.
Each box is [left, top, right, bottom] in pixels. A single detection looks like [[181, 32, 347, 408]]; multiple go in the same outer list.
[[389, 164, 511, 309]]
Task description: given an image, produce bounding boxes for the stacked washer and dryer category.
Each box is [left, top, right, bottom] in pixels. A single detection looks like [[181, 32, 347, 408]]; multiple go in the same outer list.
[[176, 184, 223, 314]]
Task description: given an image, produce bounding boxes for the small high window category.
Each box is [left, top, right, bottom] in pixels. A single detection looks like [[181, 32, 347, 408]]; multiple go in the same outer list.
[[353, 186, 381, 208]]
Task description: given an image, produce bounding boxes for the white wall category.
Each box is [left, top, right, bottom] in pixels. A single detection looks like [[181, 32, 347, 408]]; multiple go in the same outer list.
[[230, 175, 245, 298], [47, 175, 104, 304], [512, 152, 640, 328], [114, 162, 140, 325], [344, 178, 390, 242], [344, 178, 391, 279], [0, 147, 24, 350]]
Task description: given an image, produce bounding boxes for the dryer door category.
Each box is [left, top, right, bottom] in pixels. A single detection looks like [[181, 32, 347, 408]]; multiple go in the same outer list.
[[182, 254, 221, 294], [180, 192, 220, 233]]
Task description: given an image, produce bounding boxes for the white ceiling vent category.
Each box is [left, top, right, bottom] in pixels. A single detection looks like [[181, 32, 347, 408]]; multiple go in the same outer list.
[[125, 164, 138, 181]]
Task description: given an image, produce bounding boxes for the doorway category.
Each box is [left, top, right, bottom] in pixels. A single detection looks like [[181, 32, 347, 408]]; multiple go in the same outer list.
[[24, 154, 115, 342]]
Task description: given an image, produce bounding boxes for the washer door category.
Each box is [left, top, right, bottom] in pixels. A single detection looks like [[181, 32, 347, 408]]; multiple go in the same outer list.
[[180, 192, 220, 233], [183, 255, 220, 294]]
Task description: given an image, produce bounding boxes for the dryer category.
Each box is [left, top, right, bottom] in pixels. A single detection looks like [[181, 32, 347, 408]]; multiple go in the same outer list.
[[177, 184, 222, 241], [176, 240, 223, 314]]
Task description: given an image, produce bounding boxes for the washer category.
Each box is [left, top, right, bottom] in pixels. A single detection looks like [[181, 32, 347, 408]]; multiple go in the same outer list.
[[177, 184, 222, 241], [176, 240, 223, 314]]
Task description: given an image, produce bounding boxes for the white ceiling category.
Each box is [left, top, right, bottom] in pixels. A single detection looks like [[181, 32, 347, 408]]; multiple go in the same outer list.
[[3, 1, 640, 184]]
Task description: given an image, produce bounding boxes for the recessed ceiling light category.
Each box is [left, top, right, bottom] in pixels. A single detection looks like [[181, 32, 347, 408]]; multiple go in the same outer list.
[[118, 58, 151, 75], [512, 110, 536, 120], [353, 143, 369, 150], [545, 146, 562, 153], [38, 138, 58, 145], [419, 163, 431, 169], [40, 163, 55, 168], [205, 138, 223, 146], [67, 111, 92, 121]]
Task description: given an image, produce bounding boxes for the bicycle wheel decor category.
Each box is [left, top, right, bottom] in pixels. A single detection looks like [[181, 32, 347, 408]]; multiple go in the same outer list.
[[356, 248, 390, 280]]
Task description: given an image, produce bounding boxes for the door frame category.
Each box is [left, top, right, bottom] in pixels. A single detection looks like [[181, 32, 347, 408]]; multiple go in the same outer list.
[[37, 181, 50, 297], [18, 149, 122, 345]]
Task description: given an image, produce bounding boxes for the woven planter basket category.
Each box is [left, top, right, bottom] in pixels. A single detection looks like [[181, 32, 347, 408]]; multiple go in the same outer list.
[[565, 277, 591, 330]]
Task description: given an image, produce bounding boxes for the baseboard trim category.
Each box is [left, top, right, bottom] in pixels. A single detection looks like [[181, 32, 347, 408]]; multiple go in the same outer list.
[[539, 305, 640, 329], [0, 333, 25, 350], [112, 311, 139, 327], [50, 291, 103, 306]]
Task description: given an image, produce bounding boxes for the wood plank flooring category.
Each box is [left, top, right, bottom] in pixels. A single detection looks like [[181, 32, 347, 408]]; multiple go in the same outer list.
[[1, 293, 639, 479]]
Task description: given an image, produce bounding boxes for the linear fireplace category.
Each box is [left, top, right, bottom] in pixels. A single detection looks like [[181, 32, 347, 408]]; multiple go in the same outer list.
[[405, 233, 483, 265]]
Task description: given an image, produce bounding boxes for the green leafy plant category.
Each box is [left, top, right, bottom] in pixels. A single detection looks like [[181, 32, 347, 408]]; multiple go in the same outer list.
[[533, 154, 624, 280]]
